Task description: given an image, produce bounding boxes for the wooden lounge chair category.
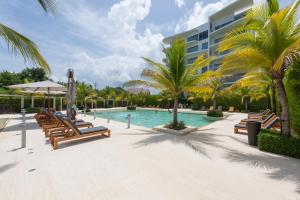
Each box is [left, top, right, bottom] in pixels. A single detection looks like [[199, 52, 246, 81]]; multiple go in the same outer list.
[[234, 113, 278, 134], [248, 109, 271, 119], [228, 106, 235, 112], [46, 115, 93, 137], [51, 119, 110, 150], [241, 113, 275, 124]]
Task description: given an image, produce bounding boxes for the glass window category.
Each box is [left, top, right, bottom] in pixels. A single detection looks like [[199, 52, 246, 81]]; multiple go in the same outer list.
[[187, 45, 198, 53], [202, 42, 208, 50], [214, 37, 223, 44], [187, 34, 198, 42], [199, 30, 208, 41], [211, 63, 221, 71], [188, 57, 197, 64]]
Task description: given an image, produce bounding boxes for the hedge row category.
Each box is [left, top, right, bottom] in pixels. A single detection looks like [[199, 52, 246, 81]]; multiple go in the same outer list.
[[191, 95, 268, 112], [258, 129, 300, 158], [285, 63, 300, 136], [0, 97, 66, 113]]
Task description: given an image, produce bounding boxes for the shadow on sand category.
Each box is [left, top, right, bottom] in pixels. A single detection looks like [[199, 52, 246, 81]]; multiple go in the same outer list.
[[0, 163, 19, 174], [133, 127, 300, 194]]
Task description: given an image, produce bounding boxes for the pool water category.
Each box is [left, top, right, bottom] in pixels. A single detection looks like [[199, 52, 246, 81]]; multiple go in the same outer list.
[[90, 110, 213, 128]]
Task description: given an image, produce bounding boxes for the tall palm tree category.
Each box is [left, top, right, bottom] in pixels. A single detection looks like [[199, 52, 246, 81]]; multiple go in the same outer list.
[[191, 71, 224, 109], [124, 38, 210, 127], [228, 70, 275, 112], [76, 82, 96, 109], [219, 0, 300, 135], [0, 0, 55, 73]]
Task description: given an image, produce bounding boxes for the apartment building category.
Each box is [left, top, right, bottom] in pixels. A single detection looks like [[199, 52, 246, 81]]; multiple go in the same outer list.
[[163, 0, 254, 84]]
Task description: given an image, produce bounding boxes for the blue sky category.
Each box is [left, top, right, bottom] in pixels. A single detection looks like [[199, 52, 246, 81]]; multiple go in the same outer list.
[[0, 0, 295, 88]]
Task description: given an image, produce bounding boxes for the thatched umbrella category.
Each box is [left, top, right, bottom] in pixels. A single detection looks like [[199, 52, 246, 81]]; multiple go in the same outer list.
[[66, 69, 76, 120]]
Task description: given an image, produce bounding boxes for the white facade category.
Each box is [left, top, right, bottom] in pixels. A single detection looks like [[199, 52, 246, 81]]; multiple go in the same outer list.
[[163, 0, 253, 82]]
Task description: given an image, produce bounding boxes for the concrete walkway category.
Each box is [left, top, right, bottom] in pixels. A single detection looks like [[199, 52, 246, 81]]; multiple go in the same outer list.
[[0, 112, 299, 200]]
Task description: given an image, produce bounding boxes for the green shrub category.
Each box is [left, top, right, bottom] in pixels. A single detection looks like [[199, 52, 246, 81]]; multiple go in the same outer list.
[[285, 62, 300, 136], [127, 106, 136, 110], [25, 107, 41, 113], [164, 121, 186, 130], [258, 129, 300, 158], [207, 110, 223, 117]]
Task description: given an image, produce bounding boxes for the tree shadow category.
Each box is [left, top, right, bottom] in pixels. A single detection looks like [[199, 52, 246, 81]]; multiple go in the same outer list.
[[224, 149, 300, 193], [0, 163, 18, 174], [133, 129, 225, 158]]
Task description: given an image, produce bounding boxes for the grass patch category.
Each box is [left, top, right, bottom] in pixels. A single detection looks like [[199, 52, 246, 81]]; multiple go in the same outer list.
[[258, 129, 300, 158], [207, 110, 223, 117], [164, 121, 186, 130]]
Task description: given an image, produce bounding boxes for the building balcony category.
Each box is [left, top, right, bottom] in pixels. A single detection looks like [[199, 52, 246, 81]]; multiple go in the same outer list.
[[210, 18, 244, 36]]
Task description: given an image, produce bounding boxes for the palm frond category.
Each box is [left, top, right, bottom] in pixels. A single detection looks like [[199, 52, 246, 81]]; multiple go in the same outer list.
[[0, 23, 50, 73], [37, 0, 56, 13]]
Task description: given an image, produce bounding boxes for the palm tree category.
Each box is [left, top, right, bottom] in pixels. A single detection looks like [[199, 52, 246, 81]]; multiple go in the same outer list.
[[228, 70, 275, 112], [219, 0, 300, 135], [192, 71, 224, 109], [0, 0, 55, 73], [76, 82, 96, 109], [124, 38, 210, 127]]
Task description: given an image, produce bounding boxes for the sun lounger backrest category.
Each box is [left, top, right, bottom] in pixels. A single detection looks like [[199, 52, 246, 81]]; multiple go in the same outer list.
[[262, 115, 278, 129], [261, 113, 275, 124], [63, 119, 81, 136], [262, 109, 271, 115]]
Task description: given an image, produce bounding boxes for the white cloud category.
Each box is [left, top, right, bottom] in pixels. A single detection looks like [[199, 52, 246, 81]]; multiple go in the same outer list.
[[175, 0, 236, 32], [175, 0, 185, 8], [52, 0, 164, 88]]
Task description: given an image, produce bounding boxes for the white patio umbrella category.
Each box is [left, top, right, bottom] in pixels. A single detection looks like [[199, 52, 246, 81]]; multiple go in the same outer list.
[[8, 80, 67, 109]]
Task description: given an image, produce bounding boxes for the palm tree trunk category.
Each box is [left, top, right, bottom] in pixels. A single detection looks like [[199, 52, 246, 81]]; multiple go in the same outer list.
[[275, 79, 290, 136], [173, 98, 178, 126], [213, 98, 216, 109], [245, 100, 248, 111], [271, 83, 277, 113]]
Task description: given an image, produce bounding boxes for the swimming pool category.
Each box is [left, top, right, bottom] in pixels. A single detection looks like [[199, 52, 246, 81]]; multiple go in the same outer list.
[[89, 109, 214, 128]]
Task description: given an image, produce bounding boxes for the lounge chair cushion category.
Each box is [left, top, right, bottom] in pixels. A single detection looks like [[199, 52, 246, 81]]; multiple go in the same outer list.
[[72, 119, 84, 123], [80, 126, 108, 134], [234, 124, 246, 128], [74, 121, 92, 126]]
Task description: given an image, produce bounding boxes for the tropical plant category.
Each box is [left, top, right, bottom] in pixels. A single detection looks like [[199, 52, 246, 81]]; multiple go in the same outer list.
[[191, 71, 224, 109], [124, 38, 210, 127], [0, 0, 55, 73], [76, 82, 96, 109], [225, 70, 274, 111], [219, 0, 300, 135]]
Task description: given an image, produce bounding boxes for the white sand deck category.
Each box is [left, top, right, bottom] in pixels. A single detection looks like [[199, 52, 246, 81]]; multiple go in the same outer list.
[[0, 111, 299, 200]]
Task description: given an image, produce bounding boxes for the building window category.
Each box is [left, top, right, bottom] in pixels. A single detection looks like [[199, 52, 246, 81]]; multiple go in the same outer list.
[[214, 37, 223, 44], [202, 42, 208, 50], [219, 49, 231, 56], [234, 12, 246, 21], [211, 63, 221, 71], [187, 45, 198, 53], [188, 57, 197, 64], [187, 34, 198, 42], [199, 30, 208, 41], [202, 66, 208, 73]]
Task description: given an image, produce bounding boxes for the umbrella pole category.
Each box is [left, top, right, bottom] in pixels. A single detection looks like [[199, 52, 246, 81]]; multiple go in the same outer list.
[[48, 87, 50, 109]]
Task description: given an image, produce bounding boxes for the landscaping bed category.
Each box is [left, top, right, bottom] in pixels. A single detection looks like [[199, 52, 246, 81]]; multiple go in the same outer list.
[[258, 129, 300, 158]]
